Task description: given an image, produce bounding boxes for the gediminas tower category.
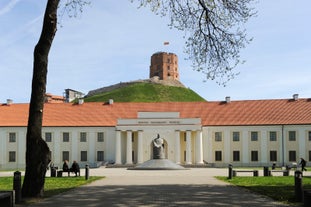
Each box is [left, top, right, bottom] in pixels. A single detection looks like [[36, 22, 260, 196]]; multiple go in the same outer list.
[[149, 52, 179, 81]]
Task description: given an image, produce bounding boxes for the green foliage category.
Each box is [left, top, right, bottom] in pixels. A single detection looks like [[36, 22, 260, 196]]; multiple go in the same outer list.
[[216, 176, 311, 204], [84, 83, 206, 103]]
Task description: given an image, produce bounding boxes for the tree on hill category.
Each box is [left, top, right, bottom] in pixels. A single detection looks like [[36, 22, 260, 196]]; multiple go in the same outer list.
[[22, 0, 255, 198]]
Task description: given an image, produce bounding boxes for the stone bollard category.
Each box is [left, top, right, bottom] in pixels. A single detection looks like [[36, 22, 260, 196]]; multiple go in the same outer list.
[[85, 164, 89, 180], [263, 166, 269, 176], [228, 164, 233, 179], [13, 171, 22, 204], [295, 170, 303, 202]]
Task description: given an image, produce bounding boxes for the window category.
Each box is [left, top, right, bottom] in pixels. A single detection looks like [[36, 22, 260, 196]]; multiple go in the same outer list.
[[269, 131, 277, 141], [80, 132, 87, 142], [251, 131, 258, 141], [270, 151, 277, 162], [97, 151, 104, 161], [233, 132, 240, 142], [215, 132, 222, 142], [62, 151, 69, 162], [309, 151, 311, 162], [215, 151, 222, 161], [251, 151, 258, 162], [97, 132, 104, 142], [233, 151, 240, 162], [81, 151, 87, 162], [289, 131, 296, 141], [63, 132, 69, 142], [289, 151, 296, 162], [45, 132, 52, 142], [9, 132, 16, 142], [9, 151, 16, 162], [308, 131, 311, 141]]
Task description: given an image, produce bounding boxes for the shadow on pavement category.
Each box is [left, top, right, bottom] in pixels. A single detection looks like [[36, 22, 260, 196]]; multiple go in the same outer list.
[[27, 184, 291, 207]]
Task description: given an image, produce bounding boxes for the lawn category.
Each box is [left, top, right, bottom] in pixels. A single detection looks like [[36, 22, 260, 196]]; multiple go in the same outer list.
[[0, 176, 104, 198], [216, 175, 311, 204]]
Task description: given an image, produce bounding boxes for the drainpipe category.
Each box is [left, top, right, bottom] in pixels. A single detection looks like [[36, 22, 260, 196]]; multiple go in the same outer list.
[[282, 125, 285, 167]]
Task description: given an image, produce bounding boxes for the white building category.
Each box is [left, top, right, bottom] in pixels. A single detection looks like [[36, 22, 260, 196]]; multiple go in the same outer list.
[[0, 95, 311, 170]]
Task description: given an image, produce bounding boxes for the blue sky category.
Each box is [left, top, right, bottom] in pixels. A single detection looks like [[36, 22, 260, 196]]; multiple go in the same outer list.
[[0, 0, 310, 103]]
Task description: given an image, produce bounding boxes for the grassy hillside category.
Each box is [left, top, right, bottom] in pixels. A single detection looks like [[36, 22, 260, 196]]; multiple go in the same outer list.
[[84, 83, 206, 103]]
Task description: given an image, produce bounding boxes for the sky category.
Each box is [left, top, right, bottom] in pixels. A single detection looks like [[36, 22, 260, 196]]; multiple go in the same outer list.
[[0, 0, 310, 103]]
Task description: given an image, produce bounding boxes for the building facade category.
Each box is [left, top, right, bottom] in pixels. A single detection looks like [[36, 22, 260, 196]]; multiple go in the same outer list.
[[0, 96, 311, 170]]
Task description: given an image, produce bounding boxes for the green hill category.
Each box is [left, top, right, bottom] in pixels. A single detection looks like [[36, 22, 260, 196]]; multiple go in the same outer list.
[[84, 82, 206, 103]]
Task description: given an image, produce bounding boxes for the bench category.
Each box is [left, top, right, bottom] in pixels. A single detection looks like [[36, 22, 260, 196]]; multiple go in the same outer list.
[[233, 170, 258, 177], [57, 169, 70, 177], [269, 170, 289, 176], [57, 169, 80, 177], [0, 191, 13, 207]]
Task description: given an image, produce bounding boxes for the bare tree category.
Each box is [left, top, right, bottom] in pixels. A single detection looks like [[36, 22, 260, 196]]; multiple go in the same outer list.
[[132, 0, 256, 85], [21, 0, 89, 198]]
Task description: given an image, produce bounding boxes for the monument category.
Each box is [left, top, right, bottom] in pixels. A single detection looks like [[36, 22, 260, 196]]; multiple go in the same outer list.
[[129, 134, 186, 170]]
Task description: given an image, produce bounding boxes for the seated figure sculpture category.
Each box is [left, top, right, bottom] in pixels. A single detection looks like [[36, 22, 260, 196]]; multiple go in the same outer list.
[[153, 134, 165, 159]]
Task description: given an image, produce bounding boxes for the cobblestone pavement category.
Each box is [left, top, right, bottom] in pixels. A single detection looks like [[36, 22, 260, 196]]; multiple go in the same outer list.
[[3, 167, 300, 207]]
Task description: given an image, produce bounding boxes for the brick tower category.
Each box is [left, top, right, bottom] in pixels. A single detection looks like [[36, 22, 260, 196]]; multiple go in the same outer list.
[[149, 52, 179, 81]]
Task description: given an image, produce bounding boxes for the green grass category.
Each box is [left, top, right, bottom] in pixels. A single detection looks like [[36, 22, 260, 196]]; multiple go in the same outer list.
[[0, 176, 104, 198], [84, 82, 206, 103], [216, 175, 311, 204]]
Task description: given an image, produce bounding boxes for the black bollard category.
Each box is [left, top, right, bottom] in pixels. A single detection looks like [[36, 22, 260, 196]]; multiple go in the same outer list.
[[13, 171, 21, 204], [228, 164, 233, 179], [85, 164, 89, 180], [295, 170, 303, 202], [263, 166, 269, 176]]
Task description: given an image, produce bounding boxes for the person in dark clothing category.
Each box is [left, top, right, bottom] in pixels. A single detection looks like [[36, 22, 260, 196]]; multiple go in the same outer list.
[[300, 158, 307, 171], [70, 160, 80, 176], [63, 160, 70, 176]]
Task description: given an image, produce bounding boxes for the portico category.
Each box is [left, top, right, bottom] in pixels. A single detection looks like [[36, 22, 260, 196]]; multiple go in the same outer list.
[[114, 112, 204, 165]]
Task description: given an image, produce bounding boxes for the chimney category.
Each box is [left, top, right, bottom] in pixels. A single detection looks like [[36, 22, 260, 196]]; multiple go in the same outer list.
[[293, 94, 299, 101], [108, 99, 114, 105], [78, 98, 84, 105], [225, 96, 231, 103], [6, 99, 13, 105]]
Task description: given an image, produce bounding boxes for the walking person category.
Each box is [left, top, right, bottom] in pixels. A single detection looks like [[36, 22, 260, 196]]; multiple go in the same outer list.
[[299, 158, 307, 171]]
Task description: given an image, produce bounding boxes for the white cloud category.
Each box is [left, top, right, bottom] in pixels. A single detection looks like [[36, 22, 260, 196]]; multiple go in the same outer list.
[[0, 0, 21, 16]]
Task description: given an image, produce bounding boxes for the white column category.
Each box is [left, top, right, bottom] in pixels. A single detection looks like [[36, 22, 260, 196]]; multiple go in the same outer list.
[[298, 129, 305, 158], [186, 130, 192, 164], [89, 132, 96, 163], [224, 130, 230, 164], [137, 130, 143, 164], [54, 131, 61, 164], [196, 130, 203, 164], [115, 130, 121, 164], [261, 131, 268, 164], [126, 131, 132, 164], [175, 130, 181, 164], [242, 131, 249, 163]]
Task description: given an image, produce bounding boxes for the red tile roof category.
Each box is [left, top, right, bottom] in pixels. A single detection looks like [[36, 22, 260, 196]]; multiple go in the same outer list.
[[1, 99, 311, 127]]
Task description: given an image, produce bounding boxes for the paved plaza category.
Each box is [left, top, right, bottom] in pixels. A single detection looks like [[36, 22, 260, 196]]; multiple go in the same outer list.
[[1, 167, 298, 206]]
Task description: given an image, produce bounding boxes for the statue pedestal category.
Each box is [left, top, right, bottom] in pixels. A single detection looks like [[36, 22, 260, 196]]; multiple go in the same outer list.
[[129, 159, 187, 170]]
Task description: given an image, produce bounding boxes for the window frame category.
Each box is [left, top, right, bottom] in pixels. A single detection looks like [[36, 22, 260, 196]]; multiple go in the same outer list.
[[251, 131, 258, 141], [232, 132, 240, 142], [63, 132, 70, 142], [215, 151, 222, 161], [269, 131, 277, 141], [215, 132, 222, 142], [9, 132, 16, 143]]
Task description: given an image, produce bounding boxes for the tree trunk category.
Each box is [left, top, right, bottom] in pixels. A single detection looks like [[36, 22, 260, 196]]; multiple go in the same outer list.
[[22, 0, 59, 198]]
